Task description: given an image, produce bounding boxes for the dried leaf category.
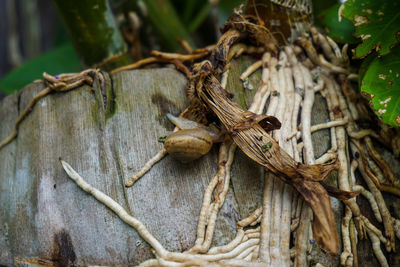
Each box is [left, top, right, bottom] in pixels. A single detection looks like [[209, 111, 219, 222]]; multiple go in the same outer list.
[[296, 160, 338, 182], [292, 180, 338, 254], [321, 183, 360, 200], [230, 112, 281, 133]]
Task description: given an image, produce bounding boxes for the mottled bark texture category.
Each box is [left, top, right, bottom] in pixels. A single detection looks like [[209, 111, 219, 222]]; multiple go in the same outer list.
[[0, 60, 398, 266]]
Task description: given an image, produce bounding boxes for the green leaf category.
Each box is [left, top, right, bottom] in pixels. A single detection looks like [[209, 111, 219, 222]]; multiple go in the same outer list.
[[342, 0, 400, 58], [142, 0, 194, 51], [181, 1, 204, 25], [313, 0, 340, 27], [188, 3, 211, 33], [0, 43, 81, 95], [361, 46, 400, 126], [358, 53, 376, 86], [318, 3, 359, 44], [313, 0, 338, 15]]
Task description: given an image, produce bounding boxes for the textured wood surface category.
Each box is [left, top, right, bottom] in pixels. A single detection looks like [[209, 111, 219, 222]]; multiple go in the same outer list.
[[0, 59, 399, 266], [0, 61, 264, 266]]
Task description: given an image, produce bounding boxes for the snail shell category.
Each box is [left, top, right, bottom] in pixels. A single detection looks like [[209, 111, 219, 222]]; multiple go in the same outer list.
[[164, 128, 213, 163]]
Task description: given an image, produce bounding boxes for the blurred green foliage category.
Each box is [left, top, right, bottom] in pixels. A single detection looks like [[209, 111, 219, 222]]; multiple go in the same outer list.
[[0, 0, 245, 95], [317, 3, 359, 44]]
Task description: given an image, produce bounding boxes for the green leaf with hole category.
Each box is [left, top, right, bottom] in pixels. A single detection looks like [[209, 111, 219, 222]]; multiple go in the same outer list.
[[361, 46, 400, 126], [0, 42, 81, 95], [318, 3, 359, 44], [342, 0, 400, 58]]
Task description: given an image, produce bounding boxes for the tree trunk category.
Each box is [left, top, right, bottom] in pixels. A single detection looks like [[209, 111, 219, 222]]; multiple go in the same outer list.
[[0, 58, 399, 266]]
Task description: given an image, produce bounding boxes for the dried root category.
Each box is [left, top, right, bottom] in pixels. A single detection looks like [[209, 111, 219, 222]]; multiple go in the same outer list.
[[189, 140, 235, 253], [125, 148, 168, 187], [0, 69, 104, 150], [293, 28, 399, 266], [367, 230, 389, 267], [240, 60, 262, 81], [341, 207, 353, 267]]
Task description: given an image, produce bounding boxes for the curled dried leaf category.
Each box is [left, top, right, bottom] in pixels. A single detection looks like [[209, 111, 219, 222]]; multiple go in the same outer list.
[[321, 183, 360, 200], [292, 180, 339, 254], [296, 160, 338, 182], [230, 112, 281, 134]]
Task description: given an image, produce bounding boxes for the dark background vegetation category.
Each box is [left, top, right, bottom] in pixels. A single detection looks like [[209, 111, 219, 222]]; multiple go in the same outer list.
[[0, 0, 64, 100], [0, 0, 347, 98]]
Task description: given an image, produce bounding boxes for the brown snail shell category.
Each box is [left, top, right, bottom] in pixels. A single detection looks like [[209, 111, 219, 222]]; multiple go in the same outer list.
[[164, 128, 213, 163]]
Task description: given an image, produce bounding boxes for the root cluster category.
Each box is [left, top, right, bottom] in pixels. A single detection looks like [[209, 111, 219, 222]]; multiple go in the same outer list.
[[1, 12, 399, 267], [59, 27, 400, 266]]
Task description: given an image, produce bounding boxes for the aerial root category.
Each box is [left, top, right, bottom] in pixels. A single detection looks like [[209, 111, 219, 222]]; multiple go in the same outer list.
[[341, 207, 353, 267], [367, 230, 389, 267], [62, 160, 268, 266], [353, 185, 382, 223], [286, 118, 348, 141], [189, 140, 235, 253], [240, 60, 262, 81], [237, 207, 262, 228], [110, 47, 212, 76], [125, 148, 168, 187], [343, 88, 396, 252], [321, 68, 398, 265], [293, 59, 316, 267]]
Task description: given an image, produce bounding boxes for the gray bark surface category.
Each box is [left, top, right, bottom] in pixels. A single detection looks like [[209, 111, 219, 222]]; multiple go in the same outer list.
[[0, 61, 265, 266], [0, 60, 398, 266]]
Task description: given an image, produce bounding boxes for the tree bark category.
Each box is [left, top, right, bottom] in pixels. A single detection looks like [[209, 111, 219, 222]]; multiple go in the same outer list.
[[0, 58, 399, 266]]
